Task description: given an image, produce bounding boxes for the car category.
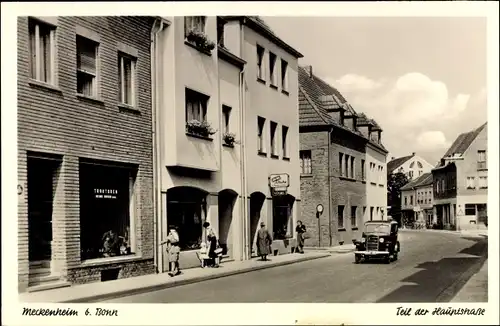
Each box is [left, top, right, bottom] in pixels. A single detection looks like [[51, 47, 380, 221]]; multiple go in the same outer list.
[[352, 220, 400, 264]]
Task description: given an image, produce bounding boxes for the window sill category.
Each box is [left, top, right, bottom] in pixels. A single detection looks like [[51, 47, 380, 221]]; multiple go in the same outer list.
[[479, 187, 488, 189], [80, 254, 142, 267], [351, 227, 359, 231], [186, 132, 214, 141], [270, 154, 279, 159], [300, 174, 313, 178], [184, 40, 212, 56], [339, 176, 356, 182], [281, 89, 289, 96], [379, 184, 385, 187], [270, 84, 278, 90], [258, 151, 267, 157], [338, 228, 346, 232], [283, 157, 290, 161], [361, 180, 366, 184], [466, 187, 476, 190], [118, 103, 140, 114], [370, 182, 377, 186], [222, 143, 235, 148], [29, 79, 63, 94], [257, 77, 266, 85], [77, 93, 105, 105]]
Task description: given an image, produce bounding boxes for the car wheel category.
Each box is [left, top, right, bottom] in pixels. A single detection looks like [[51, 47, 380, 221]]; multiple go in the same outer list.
[[355, 254, 361, 264], [384, 256, 391, 264], [392, 253, 398, 261]]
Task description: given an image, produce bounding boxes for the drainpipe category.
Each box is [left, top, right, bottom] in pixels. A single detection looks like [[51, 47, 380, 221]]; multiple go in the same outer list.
[[151, 17, 166, 273], [327, 127, 333, 246]]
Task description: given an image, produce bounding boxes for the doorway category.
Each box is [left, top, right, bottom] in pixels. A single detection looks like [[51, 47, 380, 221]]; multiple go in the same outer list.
[[249, 192, 265, 257], [218, 189, 238, 257], [27, 155, 61, 272]]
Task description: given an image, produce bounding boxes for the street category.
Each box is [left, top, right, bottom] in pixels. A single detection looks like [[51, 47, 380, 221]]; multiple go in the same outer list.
[[101, 231, 488, 303]]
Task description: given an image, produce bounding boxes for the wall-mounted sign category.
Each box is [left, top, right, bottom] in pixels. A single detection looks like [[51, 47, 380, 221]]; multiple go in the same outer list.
[[94, 188, 118, 199], [269, 173, 290, 188]]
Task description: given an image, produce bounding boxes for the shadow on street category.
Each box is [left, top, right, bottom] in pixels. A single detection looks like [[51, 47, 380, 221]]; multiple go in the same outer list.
[[377, 237, 488, 303]]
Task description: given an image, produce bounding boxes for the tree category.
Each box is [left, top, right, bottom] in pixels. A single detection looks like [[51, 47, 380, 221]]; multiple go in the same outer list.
[[387, 172, 410, 226]]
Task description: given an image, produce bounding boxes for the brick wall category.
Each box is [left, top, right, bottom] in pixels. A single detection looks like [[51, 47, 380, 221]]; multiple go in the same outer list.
[[17, 16, 155, 291]]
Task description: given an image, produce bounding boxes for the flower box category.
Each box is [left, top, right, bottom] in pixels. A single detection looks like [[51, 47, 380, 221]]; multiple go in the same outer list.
[[222, 132, 239, 147], [186, 30, 216, 53], [186, 120, 217, 138]]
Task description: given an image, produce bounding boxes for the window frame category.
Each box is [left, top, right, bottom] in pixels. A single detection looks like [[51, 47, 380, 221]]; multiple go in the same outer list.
[[282, 125, 289, 159], [350, 206, 357, 227], [118, 52, 137, 107], [270, 121, 278, 157], [300, 150, 312, 174], [222, 105, 232, 134], [184, 16, 207, 37], [361, 159, 366, 181], [28, 18, 57, 85], [269, 51, 278, 86], [76, 35, 99, 98], [479, 176, 487, 189], [338, 205, 345, 229], [257, 116, 266, 154], [280, 58, 288, 92], [185, 88, 209, 123], [256, 44, 265, 81]]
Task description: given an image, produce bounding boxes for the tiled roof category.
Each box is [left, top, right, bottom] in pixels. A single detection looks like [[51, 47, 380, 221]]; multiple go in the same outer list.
[[298, 66, 388, 153], [387, 155, 414, 173], [442, 122, 487, 159], [356, 113, 373, 126], [400, 172, 433, 190]]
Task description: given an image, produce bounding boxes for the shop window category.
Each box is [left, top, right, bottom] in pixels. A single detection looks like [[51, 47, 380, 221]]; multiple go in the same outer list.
[[167, 187, 207, 251], [79, 160, 137, 260], [273, 195, 294, 240], [465, 204, 476, 216], [29, 18, 56, 84]]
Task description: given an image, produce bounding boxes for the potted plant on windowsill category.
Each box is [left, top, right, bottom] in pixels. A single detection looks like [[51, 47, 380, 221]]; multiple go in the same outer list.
[[222, 132, 239, 147], [186, 119, 217, 138], [186, 30, 216, 53]]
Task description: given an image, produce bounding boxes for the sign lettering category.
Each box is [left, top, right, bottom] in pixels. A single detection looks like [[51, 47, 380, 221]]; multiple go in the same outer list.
[[269, 173, 290, 188], [94, 188, 118, 199]]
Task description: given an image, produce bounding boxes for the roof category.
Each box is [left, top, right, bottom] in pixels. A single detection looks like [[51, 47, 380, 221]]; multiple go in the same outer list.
[[223, 16, 303, 58], [441, 122, 487, 160], [298, 66, 388, 153], [356, 113, 373, 126], [387, 154, 414, 173], [400, 172, 433, 190]]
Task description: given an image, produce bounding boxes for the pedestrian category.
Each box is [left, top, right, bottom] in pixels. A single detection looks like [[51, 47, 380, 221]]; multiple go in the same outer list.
[[296, 220, 307, 254], [203, 222, 221, 268], [256, 222, 273, 261], [161, 226, 181, 277]]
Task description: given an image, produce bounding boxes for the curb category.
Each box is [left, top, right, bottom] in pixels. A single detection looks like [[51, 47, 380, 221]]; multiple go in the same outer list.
[[62, 253, 330, 303], [304, 247, 356, 254]]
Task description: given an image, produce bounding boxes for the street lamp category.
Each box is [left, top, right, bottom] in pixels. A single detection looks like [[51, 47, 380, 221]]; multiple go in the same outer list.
[[316, 204, 324, 247]]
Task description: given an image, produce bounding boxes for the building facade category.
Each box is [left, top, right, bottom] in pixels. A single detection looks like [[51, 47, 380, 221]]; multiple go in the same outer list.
[[432, 123, 488, 230], [387, 153, 434, 180], [298, 66, 388, 247], [153, 16, 303, 271], [400, 173, 433, 226], [17, 16, 156, 292]]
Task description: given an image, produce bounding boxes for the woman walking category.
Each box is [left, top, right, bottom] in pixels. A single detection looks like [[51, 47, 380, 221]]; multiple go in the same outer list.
[[203, 222, 220, 268], [296, 220, 307, 254], [161, 226, 181, 277], [256, 222, 273, 261]]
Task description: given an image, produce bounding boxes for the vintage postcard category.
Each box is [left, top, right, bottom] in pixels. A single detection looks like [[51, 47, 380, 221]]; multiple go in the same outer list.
[[1, 1, 498, 325]]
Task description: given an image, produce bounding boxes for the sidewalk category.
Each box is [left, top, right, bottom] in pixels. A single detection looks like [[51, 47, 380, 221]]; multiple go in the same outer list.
[[451, 259, 488, 302], [19, 252, 330, 303], [400, 228, 488, 238], [305, 243, 356, 254]]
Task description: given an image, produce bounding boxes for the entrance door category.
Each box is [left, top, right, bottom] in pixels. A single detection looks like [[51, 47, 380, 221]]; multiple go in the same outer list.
[[28, 157, 60, 268]]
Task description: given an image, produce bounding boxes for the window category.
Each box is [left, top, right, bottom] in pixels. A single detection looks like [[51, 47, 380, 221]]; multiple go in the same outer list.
[[222, 105, 231, 134], [370, 207, 374, 221], [408, 170, 414, 179], [270, 121, 278, 156], [257, 116, 266, 153], [217, 18, 225, 47], [282, 126, 289, 158], [345, 155, 350, 178], [350, 157, 355, 179], [339, 153, 344, 176], [436, 180, 440, 193], [185, 88, 208, 122], [465, 204, 476, 216], [410, 162, 415, 169], [184, 16, 206, 37], [351, 206, 357, 227], [338, 205, 345, 229], [479, 176, 487, 189], [29, 18, 56, 84], [363, 206, 367, 217], [404, 196, 407, 206], [273, 196, 294, 240], [76, 36, 99, 97], [466, 177, 475, 189], [118, 53, 136, 106], [417, 161, 423, 168], [361, 159, 366, 180], [281, 59, 288, 91], [300, 150, 312, 174], [269, 52, 277, 86], [419, 170, 423, 176], [477, 150, 486, 162], [79, 161, 137, 260], [256, 45, 265, 80], [410, 196, 413, 205]]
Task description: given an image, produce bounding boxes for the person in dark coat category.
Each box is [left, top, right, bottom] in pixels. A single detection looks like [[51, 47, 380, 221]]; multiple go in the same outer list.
[[256, 222, 273, 261], [296, 220, 306, 254], [203, 222, 220, 268], [161, 226, 181, 277]]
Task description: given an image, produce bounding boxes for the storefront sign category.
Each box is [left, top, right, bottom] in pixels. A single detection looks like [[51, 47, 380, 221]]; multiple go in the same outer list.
[[269, 173, 290, 188], [94, 188, 118, 199]]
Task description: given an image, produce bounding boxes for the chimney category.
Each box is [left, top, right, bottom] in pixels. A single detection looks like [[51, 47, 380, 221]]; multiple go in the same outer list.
[[391, 157, 395, 161], [412, 152, 416, 156], [305, 65, 313, 78]]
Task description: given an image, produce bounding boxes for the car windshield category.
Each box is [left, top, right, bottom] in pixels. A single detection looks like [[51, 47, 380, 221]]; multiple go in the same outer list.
[[364, 223, 391, 234]]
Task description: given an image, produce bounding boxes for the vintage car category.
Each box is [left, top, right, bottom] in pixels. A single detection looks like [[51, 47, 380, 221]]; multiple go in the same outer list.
[[352, 220, 400, 264]]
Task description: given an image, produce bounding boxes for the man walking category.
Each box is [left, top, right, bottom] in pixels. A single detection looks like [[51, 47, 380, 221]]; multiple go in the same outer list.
[[256, 222, 273, 261]]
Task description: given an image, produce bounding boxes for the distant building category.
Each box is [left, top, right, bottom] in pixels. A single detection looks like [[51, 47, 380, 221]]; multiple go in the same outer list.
[[387, 153, 434, 180], [298, 65, 388, 247], [400, 173, 434, 226], [431, 123, 488, 230]]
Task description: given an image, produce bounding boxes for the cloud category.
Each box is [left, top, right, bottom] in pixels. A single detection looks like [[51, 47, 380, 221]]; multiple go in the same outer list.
[[324, 73, 486, 163]]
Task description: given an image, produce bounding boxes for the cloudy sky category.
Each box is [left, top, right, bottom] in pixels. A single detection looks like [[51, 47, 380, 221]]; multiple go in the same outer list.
[[262, 17, 487, 165]]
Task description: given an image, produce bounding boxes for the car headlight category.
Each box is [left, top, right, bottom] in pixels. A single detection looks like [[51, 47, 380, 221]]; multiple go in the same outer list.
[[379, 238, 385, 243], [361, 238, 366, 243]]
